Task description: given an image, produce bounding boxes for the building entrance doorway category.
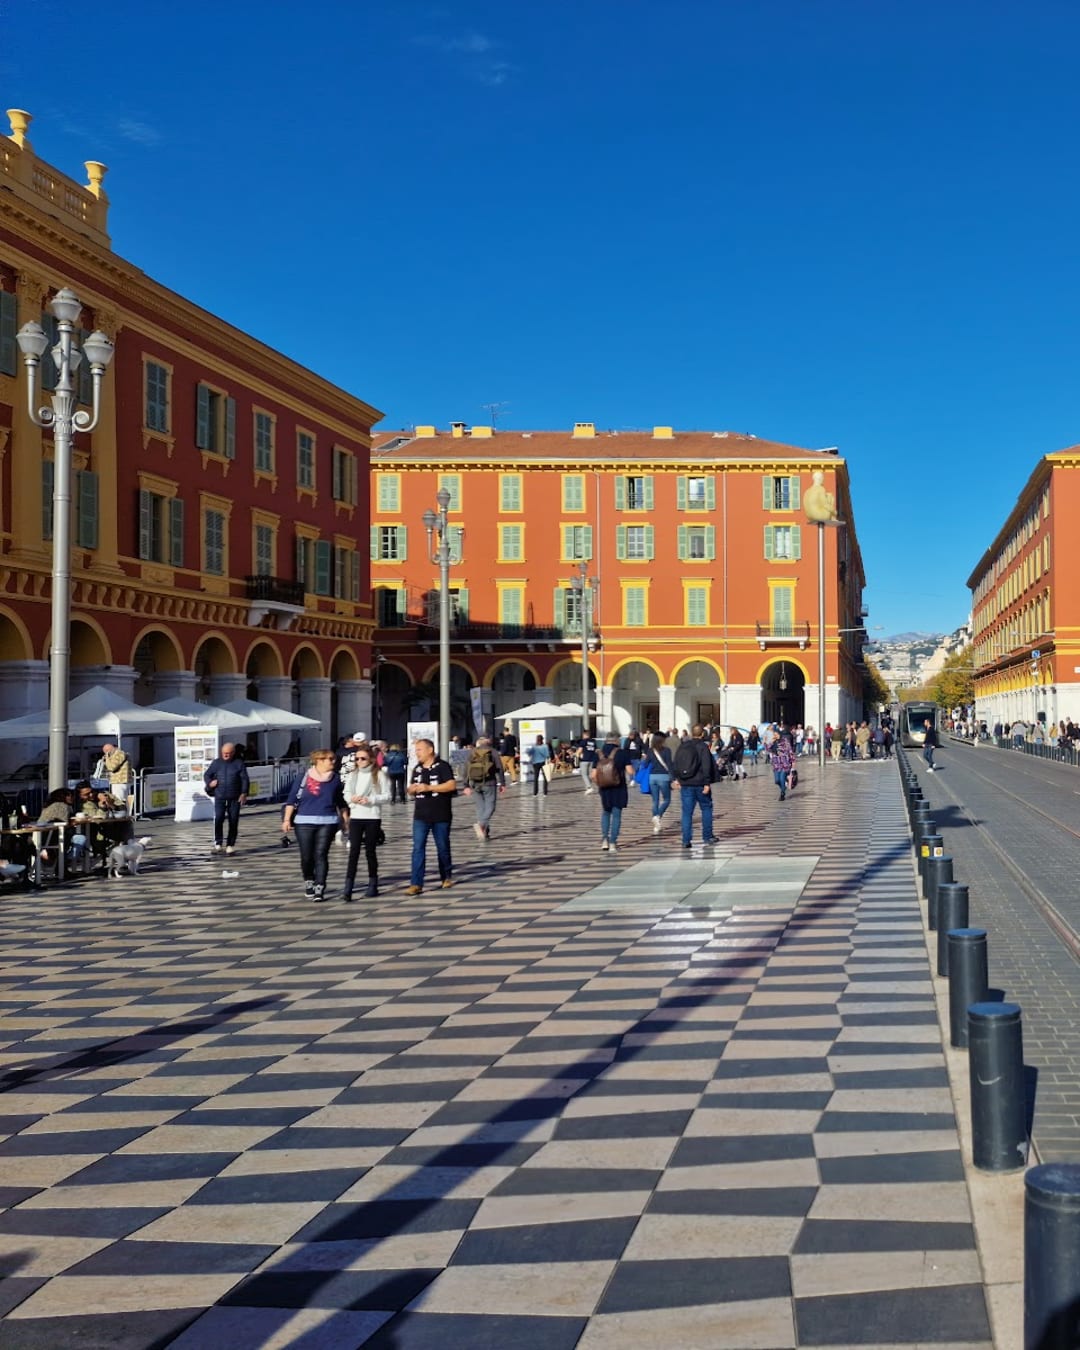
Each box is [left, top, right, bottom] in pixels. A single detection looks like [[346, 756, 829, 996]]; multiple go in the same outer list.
[[697, 702, 719, 726], [638, 702, 660, 733]]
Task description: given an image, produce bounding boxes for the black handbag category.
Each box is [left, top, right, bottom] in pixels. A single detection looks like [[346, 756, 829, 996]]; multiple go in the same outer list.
[[376, 826, 386, 846]]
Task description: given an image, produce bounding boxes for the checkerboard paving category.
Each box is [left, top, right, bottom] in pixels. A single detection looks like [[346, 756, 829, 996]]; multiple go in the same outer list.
[[0, 765, 993, 1347]]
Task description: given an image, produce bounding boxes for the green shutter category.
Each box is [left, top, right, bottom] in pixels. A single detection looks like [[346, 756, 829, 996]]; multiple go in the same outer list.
[[350, 550, 360, 601], [370, 525, 379, 560], [42, 460, 55, 541], [762, 475, 773, 510], [332, 449, 343, 500], [0, 292, 17, 376], [449, 526, 464, 563], [614, 476, 626, 511], [583, 525, 593, 560], [76, 470, 98, 548], [561, 525, 571, 560], [224, 397, 236, 458], [138, 489, 151, 559], [564, 474, 583, 511], [169, 497, 184, 567], [677, 476, 687, 510], [457, 587, 469, 621], [772, 586, 793, 634], [677, 524, 688, 560], [626, 587, 645, 626], [687, 587, 706, 625], [643, 476, 655, 510], [314, 540, 332, 595], [705, 525, 716, 560], [296, 534, 307, 586], [616, 524, 627, 560], [196, 385, 211, 449], [705, 477, 716, 510], [792, 524, 802, 560], [395, 525, 407, 560], [790, 477, 801, 509], [645, 525, 655, 560], [553, 586, 566, 630], [764, 526, 775, 560]]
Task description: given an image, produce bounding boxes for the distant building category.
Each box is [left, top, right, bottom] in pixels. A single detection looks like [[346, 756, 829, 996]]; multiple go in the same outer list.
[[967, 451, 1065, 728], [0, 111, 380, 768], [369, 423, 869, 740]]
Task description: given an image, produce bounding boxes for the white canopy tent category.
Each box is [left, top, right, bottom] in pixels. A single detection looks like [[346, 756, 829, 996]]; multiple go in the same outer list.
[[217, 698, 321, 730], [0, 686, 197, 741], [153, 696, 265, 733], [497, 700, 589, 721]]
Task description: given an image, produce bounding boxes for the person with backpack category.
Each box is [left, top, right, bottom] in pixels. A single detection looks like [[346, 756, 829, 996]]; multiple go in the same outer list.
[[527, 735, 551, 796], [673, 723, 720, 849], [383, 742, 408, 803], [462, 735, 506, 841], [591, 735, 634, 853]]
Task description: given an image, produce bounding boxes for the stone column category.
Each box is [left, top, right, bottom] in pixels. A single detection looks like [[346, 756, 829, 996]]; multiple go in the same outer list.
[[208, 672, 248, 705], [0, 660, 49, 772], [298, 677, 332, 754], [658, 684, 677, 732], [597, 685, 614, 735], [70, 664, 136, 698], [336, 679, 369, 745], [151, 670, 198, 702], [251, 674, 295, 758]]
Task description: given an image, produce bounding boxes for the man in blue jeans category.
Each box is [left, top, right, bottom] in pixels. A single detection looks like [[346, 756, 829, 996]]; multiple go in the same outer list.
[[674, 724, 720, 848], [405, 738, 456, 894]]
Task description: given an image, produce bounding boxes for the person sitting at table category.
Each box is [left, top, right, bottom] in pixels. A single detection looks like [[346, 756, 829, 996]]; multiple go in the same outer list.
[[93, 789, 126, 816], [75, 782, 100, 816], [35, 788, 74, 869]]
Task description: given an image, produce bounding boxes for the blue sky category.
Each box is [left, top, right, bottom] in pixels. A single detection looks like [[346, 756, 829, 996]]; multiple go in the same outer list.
[[4, 0, 1079, 636]]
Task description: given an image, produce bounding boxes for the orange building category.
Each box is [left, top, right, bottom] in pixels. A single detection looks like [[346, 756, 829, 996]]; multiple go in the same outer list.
[[370, 422, 868, 741], [0, 111, 380, 769], [967, 448, 1080, 729]]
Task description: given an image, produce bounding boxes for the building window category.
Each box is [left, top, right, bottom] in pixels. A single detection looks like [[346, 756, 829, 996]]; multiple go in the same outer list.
[[678, 524, 716, 560], [334, 545, 361, 601], [254, 411, 275, 472], [678, 474, 714, 510], [203, 508, 226, 575], [332, 447, 358, 505], [562, 525, 593, 560], [137, 485, 183, 566], [499, 586, 524, 632], [499, 525, 523, 562], [562, 474, 585, 512], [686, 586, 708, 626], [500, 474, 522, 512], [376, 587, 406, 626], [254, 523, 274, 576], [377, 473, 400, 512], [771, 584, 795, 636], [439, 473, 461, 511], [617, 524, 654, 560], [624, 585, 647, 626], [616, 474, 654, 510], [297, 431, 315, 489], [196, 384, 236, 458], [371, 525, 407, 561], [426, 588, 469, 625], [763, 475, 801, 510], [145, 361, 170, 433], [0, 289, 16, 377], [764, 524, 801, 560]]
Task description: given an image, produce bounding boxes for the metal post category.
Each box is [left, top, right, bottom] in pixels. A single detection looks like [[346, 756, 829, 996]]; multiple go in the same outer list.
[[968, 1002, 1027, 1173], [818, 520, 826, 772], [16, 292, 114, 793], [936, 882, 969, 976], [1025, 1163, 1080, 1350], [947, 928, 989, 1049], [423, 488, 454, 761]]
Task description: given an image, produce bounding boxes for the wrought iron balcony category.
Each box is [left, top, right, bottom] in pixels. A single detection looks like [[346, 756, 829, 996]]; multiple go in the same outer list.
[[245, 575, 305, 607], [756, 621, 811, 650]]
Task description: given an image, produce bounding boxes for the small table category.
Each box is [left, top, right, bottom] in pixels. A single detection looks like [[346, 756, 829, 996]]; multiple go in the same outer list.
[[0, 823, 65, 887], [74, 816, 134, 874]]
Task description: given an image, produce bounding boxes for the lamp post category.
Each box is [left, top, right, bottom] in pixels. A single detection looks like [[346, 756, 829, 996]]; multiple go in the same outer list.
[[373, 652, 386, 740], [422, 487, 453, 760], [571, 564, 598, 736], [16, 289, 114, 791]]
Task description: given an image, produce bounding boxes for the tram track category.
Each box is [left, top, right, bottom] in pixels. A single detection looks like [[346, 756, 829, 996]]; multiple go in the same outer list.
[[913, 744, 1080, 965]]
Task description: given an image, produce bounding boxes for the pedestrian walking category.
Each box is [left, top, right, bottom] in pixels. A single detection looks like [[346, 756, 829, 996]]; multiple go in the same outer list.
[[100, 742, 133, 804], [644, 732, 675, 832], [383, 742, 408, 803], [281, 749, 348, 901], [406, 737, 456, 895], [203, 743, 250, 854], [462, 735, 506, 841], [497, 726, 519, 783], [527, 735, 551, 796], [592, 736, 634, 853], [672, 723, 720, 848], [577, 733, 599, 793], [923, 719, 940, 772], [770, 733, 795, 801], [342, 743, 390, 900]]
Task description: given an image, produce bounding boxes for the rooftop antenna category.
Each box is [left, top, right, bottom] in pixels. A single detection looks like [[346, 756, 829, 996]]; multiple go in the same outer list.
[[481, 401, 509, 428]]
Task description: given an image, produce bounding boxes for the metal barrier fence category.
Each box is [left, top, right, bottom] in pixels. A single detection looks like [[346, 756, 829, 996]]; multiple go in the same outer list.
[[132, 758, 306, 818]]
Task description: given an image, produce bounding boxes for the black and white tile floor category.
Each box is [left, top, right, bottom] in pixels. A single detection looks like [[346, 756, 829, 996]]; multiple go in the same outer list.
[[0, 767, 995, 1348]]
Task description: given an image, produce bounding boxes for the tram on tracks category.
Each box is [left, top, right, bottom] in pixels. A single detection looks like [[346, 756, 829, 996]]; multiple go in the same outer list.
[[899, 700, 939, 748]]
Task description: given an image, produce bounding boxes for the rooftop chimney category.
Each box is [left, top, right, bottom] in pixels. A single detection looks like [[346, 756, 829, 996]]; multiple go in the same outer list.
[[450, 422, 466, 438], [572, 422, 596, 438]]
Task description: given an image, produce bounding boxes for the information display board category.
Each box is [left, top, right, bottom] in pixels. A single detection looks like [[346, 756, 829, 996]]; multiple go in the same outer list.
[[174, 726, 219, 822]]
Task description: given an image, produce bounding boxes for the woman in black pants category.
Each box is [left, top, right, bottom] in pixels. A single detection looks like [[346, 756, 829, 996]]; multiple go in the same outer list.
[[341, 746, 390, 900], [281, 750, 348, 901]]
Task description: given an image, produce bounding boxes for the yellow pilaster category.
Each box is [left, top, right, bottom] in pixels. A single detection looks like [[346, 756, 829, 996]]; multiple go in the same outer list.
[[10, 268, 48, 562]]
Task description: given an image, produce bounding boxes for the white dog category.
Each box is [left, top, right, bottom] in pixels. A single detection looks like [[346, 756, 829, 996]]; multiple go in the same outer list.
[[107, 836, 153, 878]]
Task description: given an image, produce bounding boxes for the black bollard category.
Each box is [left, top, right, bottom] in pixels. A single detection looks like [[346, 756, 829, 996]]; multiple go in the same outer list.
[[919, 832, 943, 883], [924, 854, 953, 931], [968, 1002, 1027, 1172], [936, 882, 969, 975], [947, 928, 989, 1049], [914, 820, 936, 878], [1025, 1163, 1080, 1350]]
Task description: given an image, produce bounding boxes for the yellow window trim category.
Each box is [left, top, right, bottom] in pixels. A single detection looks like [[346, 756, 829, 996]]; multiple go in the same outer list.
[[138, 471, 179, 498]]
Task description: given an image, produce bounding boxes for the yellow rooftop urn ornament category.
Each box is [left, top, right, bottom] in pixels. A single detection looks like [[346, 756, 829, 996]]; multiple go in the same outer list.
[[803, 469, 837, 523]]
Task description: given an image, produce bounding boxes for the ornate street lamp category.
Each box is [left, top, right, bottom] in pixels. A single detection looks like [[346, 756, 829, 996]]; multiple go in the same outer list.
[[571, 564, 598, 736], [422, 488, 455, 759]]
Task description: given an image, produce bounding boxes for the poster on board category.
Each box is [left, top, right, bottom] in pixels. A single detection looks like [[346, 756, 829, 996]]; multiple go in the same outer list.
[[406, 721, 438, 775], [518, 719, 547, 782], [174, 725, 219, 822]]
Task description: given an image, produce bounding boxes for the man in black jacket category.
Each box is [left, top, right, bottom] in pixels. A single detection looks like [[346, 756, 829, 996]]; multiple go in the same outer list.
[[674, 723, 720, 849], [204, 743, 250, 854]]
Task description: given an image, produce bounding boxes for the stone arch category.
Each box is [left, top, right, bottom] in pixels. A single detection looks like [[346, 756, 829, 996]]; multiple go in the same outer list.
[[672, 658, 726, 731], [671, 655, 724, 685], [131, 627, 185, 706], [51, 615, 110, 667], [375, 660, 412, 745], [759, 658, 806, 727], [329, 646, 360, 682], [0, 605, 33, 662], [244, 638, 285, 679], [289, 645, 323, 680], [609, 659, 661, 737], [421, 658, 478, 687], [606, 656, 664, 686], [549, 657, 598, 707], [489, 660, 538, 722], [192, 632, 238, 677], [484, 656, 542, 688]]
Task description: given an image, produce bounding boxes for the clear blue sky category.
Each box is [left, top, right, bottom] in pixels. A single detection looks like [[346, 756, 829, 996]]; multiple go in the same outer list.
[[5, 0, 1079, 636]]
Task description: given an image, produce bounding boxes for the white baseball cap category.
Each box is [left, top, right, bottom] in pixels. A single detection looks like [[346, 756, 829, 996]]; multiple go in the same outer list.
[[353, 731, 367, 742]]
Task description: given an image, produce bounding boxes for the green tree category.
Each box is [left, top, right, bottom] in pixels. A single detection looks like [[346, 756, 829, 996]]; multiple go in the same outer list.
[[862, 657, 891, 711], [933, 649, 974, 710]]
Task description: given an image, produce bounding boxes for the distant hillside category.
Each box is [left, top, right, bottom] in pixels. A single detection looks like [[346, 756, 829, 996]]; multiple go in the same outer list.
[[882, 632, 945, 644]]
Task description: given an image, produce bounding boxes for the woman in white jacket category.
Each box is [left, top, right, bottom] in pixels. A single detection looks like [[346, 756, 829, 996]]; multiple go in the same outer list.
[[341, 745, 391, 900]]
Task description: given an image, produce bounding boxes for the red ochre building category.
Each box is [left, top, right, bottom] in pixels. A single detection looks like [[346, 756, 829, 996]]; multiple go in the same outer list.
[[369, 422, 869, 743], [967, 446, 1080, 730], [0, 111, 380, 770]]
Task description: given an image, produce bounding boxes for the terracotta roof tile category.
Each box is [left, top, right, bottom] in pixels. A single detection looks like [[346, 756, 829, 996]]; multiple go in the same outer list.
[[371, 429, 840, 463]]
